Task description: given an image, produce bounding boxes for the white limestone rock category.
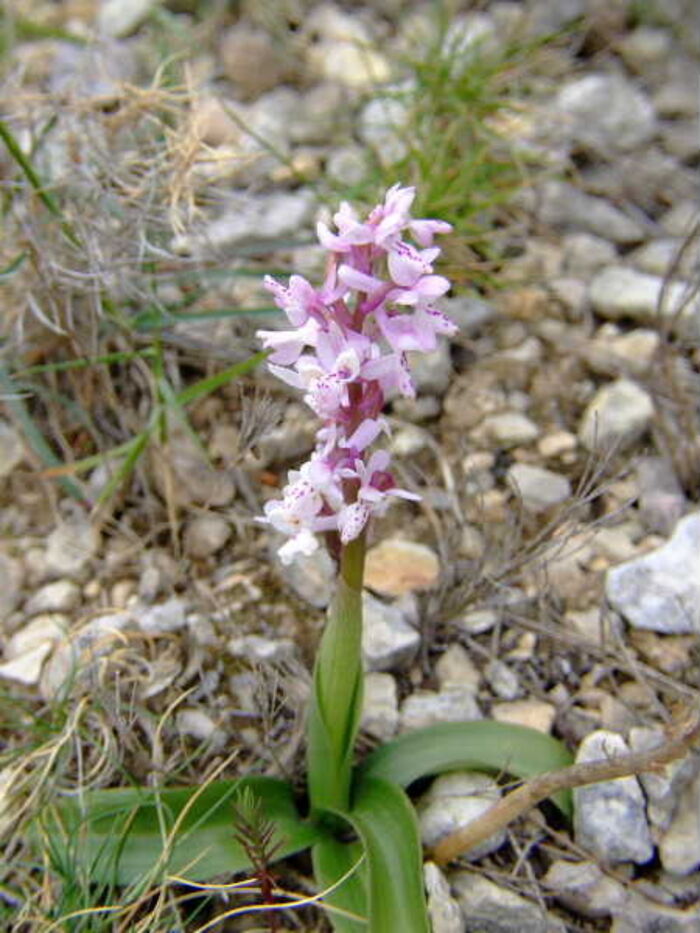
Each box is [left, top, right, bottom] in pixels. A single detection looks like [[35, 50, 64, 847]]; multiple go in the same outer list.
[[606, 513, 700, 634]]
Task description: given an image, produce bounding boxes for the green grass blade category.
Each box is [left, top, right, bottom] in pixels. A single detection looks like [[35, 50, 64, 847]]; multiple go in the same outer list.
[[94, 427, 153, 506], [0, 252, 26, 279], [174, 350, 267, 406], [357, 721, 574, 818], [0, 118, 79, 245], [13, 348, 157, 379], [39, 776, 320, 886], [0, 362, 86, 502], [132, 306, 278, 331], [312, 838, 367, 933], [346, 776, 430, 933]]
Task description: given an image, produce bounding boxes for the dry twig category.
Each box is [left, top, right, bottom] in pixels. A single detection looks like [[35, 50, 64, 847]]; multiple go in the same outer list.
[[431, 706, 700, 866]]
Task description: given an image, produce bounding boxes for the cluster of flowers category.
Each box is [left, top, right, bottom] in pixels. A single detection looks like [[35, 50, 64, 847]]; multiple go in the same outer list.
[[257, 185, 456, 564]]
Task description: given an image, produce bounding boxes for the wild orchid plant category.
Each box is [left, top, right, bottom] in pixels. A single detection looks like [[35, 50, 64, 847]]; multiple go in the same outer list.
[[45, 188, 573, 932]]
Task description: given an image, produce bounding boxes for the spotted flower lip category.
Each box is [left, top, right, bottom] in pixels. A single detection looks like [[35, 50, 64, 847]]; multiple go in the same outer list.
[[257, 185, 454, 564]]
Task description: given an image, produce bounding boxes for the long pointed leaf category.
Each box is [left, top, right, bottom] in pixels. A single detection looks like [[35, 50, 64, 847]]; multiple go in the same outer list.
[[312, 837, 367, 933], [357, 721, 574, 817], [39, 776, 320, 886], [346, 776, 430, 933]]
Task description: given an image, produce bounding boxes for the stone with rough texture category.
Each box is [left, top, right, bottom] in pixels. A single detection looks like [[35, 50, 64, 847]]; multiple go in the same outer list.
[[630, 238, 700, 278], [0, 613, 68, 686], [425, 862, 466, 933], [138, 598, 187, 634], [98, 0, 155, 36], [562, 233, 618, 275], [0, 553, 24, 623], [507, 463, 572, 512], [542, 859, 626, 919], [408, 340, 453, 395], [361, 672, 399, 740], [0, 644, 53, 685], [473, 412, 539, 448], [400, 688, 482, 732], [309, 41, 391, 88], [555, 74, 656, 153], [219, 25, 295, 100], [0, 420, 24, 478], [24, 580, 81, 616], [359, 95, 410, 164], [418, 772, 506, 860], [435, 643, 480, 692], [573, 730, 654, 864], [277, 544, 335, 608], [606, 513, 700, 634], [584, 326, 660, 379], [326, 145, 368, 185], [613, 901, 700, 933], [44, 517, 100, 579], [364, 539, 439, 597], [636, 457, 687, 535], [452, 871, 567, 932], [227, 636, 295, 664], [362, 592, 420, 671], [172, 190, 315, 255], [630, 726, 697, 835], [151, 435, 236, 508], [578, 378, 654, 452], [659, 765, 700, 874], [176, 708, 225, 748], [485, 659, 521, 700], [537, 181, 644, 244], [183, 515, 231, 559], [589, 266, 700, 337], [305, 6, 391, 87], [492, 699, 556, 733]]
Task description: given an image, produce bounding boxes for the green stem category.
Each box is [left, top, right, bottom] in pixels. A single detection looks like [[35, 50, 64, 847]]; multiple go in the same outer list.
[[307, 534, 366, 815]]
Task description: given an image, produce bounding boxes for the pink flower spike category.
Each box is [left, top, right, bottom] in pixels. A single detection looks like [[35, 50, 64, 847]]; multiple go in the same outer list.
[[344, 417, 388, 451], [338, 501, 371, 543], [417, 304, 459, 337], [389, 273, 451, 305], [257, 331, 306, 365], [374, 307, 437, 352], [362, 352, 415, 398], [317, 222, 352, 253], [387, 243, 439, 288], [257, 317, 319, 364], [338, 264, 385, 295], [264, 274, 317, 327], [258, 185, 452, 562], [267, 362, 305, 389], [410, 219, 453, 246]]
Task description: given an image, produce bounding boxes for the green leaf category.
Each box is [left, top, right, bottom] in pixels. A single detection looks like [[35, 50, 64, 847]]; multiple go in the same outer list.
[[0, 362, 87, 502], [347, 776, 430, 933], [0, 252, 26, 279], [132, 306, 278, 331], [38, 776, 320, 887], [357, 721, 574, 818], [312, 837, 367, 933], [174, 351, 267, 406]]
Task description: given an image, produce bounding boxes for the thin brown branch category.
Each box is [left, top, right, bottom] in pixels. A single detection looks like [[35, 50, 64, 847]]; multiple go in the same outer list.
[[431, 706, 700, 866]]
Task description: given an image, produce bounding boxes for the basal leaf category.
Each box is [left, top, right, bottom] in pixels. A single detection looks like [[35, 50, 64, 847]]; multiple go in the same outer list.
[[312, 836, 367, 933], [357, 720, 574, 818], [346, 776, 430, 933], [38, 776, 320, 886]]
